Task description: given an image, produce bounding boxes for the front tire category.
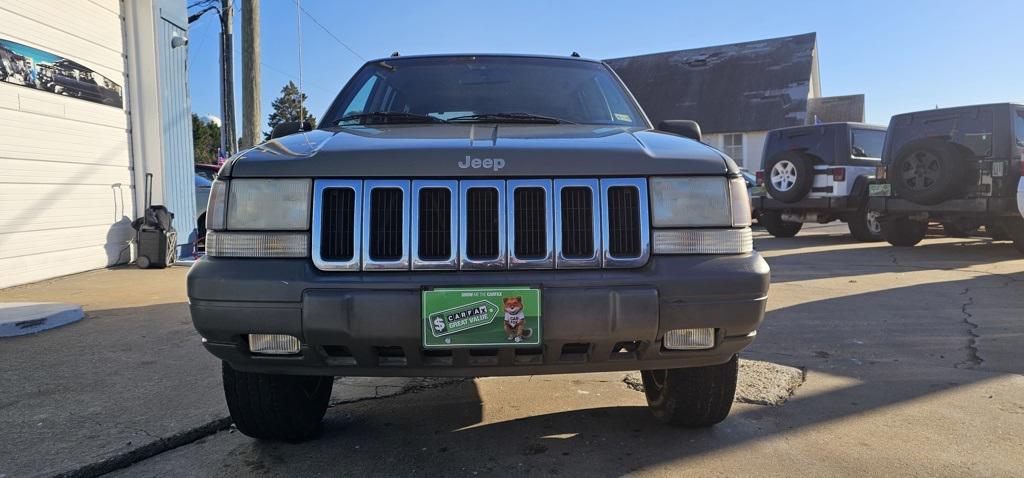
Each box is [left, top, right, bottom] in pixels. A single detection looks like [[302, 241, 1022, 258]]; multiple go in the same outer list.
[[641, 355, 738, 427], [881, 217, 928, 247], [760, 210, 803, 238], [847, 208, 884, 242], [222, 362, 333, 441]]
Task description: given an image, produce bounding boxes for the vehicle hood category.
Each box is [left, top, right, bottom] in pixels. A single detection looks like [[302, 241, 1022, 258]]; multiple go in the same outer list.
[[223, 124, 735, 178]]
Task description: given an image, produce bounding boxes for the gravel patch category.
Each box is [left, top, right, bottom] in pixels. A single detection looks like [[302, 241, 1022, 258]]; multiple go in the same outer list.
[[622, 358, 805, 406]]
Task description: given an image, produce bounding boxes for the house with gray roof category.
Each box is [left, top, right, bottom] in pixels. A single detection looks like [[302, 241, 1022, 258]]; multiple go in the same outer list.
[[605, 33, 865, 171]]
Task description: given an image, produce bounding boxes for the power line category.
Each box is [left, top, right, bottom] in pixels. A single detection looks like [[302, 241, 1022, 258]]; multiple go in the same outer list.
[[187, 0, 217, 11], [291, 0, 366, 62], [259, 61, 334, 95]]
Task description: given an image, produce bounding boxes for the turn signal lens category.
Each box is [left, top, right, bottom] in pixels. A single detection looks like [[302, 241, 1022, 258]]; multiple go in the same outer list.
[[830, 168, 846, 182], [206, 180, 228, 230], [207, 231, 309, 258], [652, 229, 752, 254], [729, 177, 752, 227]]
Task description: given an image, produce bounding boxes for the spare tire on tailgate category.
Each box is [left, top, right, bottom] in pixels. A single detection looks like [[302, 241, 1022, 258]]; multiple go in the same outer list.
[[764, 152, 816, 203], [890, 139, 967, 205]]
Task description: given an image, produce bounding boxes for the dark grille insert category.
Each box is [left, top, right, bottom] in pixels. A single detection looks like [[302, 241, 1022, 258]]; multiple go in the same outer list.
[[417, 188, 452, 260], [465, 188, 500, 259], [559, 342, 591, 363], [606, 186, 642, 257], [321, 188, 355, 261], [560, 187, 594, 258], [369, 188, 404, 261], [513, 187, 547, 259]]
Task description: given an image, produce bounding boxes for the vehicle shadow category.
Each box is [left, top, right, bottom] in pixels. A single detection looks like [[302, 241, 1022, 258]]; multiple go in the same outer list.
[[758, 235, 1023, 284]]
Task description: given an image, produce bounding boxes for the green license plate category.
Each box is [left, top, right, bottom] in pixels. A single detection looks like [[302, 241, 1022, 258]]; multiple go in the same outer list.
[[749, 186, 766, 197], [422, 287, 541, 348], [869, 183, 891, 197]]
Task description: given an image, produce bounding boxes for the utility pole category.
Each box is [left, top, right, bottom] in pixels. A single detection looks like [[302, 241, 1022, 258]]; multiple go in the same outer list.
[[220, 0, 237, 156], [240, 0, 260, 149]]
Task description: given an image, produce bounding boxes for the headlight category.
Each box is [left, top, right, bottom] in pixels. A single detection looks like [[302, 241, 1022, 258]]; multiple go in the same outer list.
[[650, 176, 749, 227], [204, 179, 312, 258], [226, 179, 311, 230]]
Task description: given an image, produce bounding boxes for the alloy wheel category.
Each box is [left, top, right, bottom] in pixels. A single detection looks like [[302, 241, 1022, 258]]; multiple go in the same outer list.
[[770, 160, 798, 191]]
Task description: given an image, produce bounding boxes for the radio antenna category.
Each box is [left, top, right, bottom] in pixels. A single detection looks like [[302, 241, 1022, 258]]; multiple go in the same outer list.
[[295, 0, 304, 130]]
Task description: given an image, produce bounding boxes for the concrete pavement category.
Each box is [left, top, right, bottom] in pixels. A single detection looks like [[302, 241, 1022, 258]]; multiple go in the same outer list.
[[2, 223, 1023, 476], [112, 224, 1024, 476]]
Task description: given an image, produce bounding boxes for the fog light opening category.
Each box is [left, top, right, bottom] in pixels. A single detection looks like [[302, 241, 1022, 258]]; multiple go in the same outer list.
[[248, 334, 301, 355], [662, 328, 715, 350]]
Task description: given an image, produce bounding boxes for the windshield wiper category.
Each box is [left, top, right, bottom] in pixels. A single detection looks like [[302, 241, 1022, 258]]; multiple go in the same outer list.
[[447, 112, 577, 124], [335, 112, 444, 125]]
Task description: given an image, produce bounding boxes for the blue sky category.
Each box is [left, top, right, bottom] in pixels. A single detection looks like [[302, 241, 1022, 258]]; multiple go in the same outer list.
[[187, 0, 1023, 136]]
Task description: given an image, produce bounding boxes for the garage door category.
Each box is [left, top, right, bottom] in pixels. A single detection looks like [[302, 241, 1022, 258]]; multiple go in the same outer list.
[[0, 0, 134, 288]]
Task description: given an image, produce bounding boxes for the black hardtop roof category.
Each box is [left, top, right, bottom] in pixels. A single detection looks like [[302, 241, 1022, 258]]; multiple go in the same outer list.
[[770, 122, 887, 134], [891, 102, 1023, 120], [364, 53, 603, 64]]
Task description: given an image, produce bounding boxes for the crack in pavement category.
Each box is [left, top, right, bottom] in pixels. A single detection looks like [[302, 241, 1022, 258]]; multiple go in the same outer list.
[[955, 287, 984, 369], [61, 379, 465, 478]]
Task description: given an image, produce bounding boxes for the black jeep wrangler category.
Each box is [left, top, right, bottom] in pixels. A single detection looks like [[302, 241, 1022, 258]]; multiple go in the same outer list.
[[189, 54, 769, 441], [869, 103, 1024, 251], [753, 122, 887, 241]]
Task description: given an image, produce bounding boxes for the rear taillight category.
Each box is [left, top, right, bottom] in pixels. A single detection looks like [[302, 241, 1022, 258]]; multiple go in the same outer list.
[[755, 170, 764, 186], [829, 168, 846, 182], [876, 165, 887, 180]]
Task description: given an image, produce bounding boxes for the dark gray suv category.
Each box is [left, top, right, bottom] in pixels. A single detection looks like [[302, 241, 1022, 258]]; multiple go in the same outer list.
[[189, 54, 769, 440], [870, 103, 1024, 251]]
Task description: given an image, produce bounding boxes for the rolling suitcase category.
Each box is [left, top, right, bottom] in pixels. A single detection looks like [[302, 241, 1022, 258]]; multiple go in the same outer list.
[[132, 173, 177, 268]]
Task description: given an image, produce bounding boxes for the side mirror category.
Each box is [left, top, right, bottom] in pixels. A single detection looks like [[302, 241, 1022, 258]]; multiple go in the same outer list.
[[658, 120, 702, 142], [269, 121, 313, 140]]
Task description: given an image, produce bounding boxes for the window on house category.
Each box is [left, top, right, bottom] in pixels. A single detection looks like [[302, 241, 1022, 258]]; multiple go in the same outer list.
[[723, 133, 744, 164]]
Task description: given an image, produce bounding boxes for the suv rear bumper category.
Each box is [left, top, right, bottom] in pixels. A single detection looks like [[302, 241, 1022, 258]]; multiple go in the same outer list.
[[188, 254, 769, 377], [868, 196, 1020, 217], [753, 196, 857, 212]]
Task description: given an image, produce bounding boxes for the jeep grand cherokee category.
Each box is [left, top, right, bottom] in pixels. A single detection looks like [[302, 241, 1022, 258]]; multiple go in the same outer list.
[[188, 54, 770, 441]]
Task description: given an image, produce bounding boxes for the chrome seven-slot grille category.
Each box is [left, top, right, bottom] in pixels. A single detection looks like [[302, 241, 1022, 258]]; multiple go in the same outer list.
[[312, 178, 650, 271]]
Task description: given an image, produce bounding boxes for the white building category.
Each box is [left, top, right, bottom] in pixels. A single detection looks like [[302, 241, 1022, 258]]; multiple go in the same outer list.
[[606, 33, 865, 172], [0, 0, 195, 288]]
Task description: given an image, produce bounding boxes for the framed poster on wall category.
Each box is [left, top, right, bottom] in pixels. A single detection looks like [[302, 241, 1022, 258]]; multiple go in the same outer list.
[[0, 38, 123, 108]]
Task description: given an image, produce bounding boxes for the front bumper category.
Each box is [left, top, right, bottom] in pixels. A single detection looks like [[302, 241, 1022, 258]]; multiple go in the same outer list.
[[188, 254, 770, 377]]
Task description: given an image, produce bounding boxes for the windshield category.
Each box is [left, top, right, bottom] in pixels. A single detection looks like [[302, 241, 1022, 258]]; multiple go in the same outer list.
[[324, 56, 646, 127]]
